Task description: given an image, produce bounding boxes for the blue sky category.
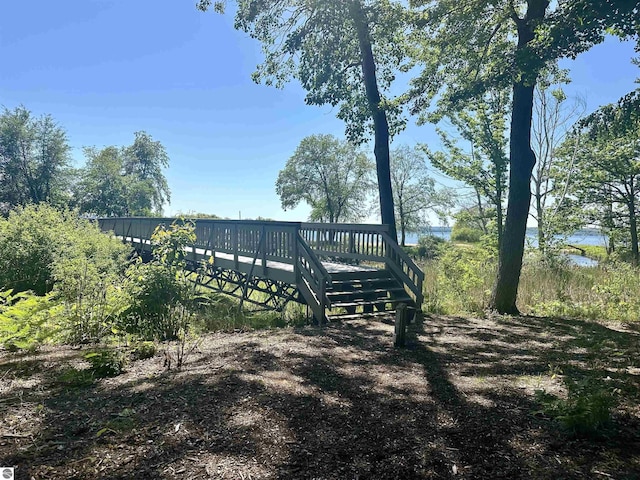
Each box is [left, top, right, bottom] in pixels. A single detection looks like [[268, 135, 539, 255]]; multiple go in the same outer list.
[[1, 1, 638, 222]]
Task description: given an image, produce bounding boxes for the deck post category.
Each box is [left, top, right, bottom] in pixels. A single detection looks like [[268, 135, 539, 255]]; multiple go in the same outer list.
[[205, 228, 215, 260], [124, 220, 132, 245], [394, 303, 407, 348], [318, 279, 326, 326]]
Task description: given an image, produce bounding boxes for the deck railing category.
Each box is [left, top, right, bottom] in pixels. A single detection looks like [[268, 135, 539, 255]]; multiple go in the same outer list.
[[98, 218, 424, 318], [98, 217, 333, 322], [300, 222, 424, 308]]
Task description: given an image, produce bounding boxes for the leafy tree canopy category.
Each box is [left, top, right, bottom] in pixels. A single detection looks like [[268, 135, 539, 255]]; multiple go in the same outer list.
[[76, 132, 171, 217], [276, 134, 373, 223], [408, 0, 639, 115], [124, 131, 171, 211], [563, 92, 640, 263], [199, 0, 407, 142], [390, 145, 453, 245], [0, 106, 71, 213]]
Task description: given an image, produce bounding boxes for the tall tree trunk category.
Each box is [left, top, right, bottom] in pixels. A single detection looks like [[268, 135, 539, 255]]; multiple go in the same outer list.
[[535, 191, 545, 255], [398, 201, 406, 245], [605, 185, 616, 254], [490, 0, 547, 314], [496, 178, 504, 250], [629, 187, 639, 266], [475, 189, 489, 234], [491, 82, 537, 314], [349, 0, 397, 241]]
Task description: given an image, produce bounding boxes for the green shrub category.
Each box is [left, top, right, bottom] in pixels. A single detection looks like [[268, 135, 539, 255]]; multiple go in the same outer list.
[[535, 379, 617, 437], [450, 226, 483, 243], [0, 205, 66, 294], [0, 205, 130, 344], [432, 244, 496, 313], [120, 220, 198, 340], [416, 235, 445, 259], [85, 349, 127, 377], [131, 341, 157, 360], [121, 261, 194, 339], [0, 289, 61, 351], [0, 204, 128, 295]]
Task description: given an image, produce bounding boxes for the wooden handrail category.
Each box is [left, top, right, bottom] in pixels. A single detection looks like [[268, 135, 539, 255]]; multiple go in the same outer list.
[[98, 217, 423, 317], [296, 232, 331, 324], [299, 222, 424, 310], [100, 217, 300, 264], [382, 232, 424, 309], [297, 232, 331, 278], [300, 222, 389, 261], [300, 222, 390, 233]]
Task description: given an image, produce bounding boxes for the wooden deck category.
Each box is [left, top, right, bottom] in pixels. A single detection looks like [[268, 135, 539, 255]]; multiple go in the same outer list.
[[98, 218, 424, 323]]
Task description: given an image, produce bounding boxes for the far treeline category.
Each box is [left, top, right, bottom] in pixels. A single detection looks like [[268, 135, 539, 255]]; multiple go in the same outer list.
[[0, 106, 170, 218], [198, 0, 640, 315]]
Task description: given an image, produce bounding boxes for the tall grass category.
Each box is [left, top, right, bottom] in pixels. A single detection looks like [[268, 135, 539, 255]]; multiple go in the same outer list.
[[193, 290, 309, 332], [421, 244, 640, 322]]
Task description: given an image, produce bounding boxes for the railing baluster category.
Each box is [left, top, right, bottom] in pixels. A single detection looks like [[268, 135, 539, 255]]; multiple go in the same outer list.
[[233, 223, 239, 269], [261, 225, 267, 273]]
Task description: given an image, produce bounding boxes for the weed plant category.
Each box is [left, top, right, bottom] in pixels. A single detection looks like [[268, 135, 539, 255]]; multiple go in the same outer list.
[[85, 349, 128, 377], [535, 378, 618, 437]]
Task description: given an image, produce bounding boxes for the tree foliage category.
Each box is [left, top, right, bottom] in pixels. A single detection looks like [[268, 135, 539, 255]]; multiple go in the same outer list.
[[75, 132, 171, 216], [0, 204, 129, 297], [390, 145, 452, 245], [124, 131, 171, 212], [77, 146, 129, 216], [425, 91, 509, 249], [198, 0, 407, 238], [408, 0, 640, 313], [563, 92, 640, 264], [276, 134, 373, 223], [0, 106, 71, 213]]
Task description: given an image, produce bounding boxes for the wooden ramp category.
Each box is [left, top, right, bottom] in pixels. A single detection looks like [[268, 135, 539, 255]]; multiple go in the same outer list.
[[98, 218, 424, 324]]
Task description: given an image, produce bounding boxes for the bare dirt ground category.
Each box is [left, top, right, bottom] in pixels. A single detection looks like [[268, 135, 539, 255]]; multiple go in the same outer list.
[[1, 314, 639, 479]]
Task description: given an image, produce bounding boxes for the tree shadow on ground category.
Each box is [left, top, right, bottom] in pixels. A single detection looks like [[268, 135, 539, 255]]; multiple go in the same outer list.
[[1, 313, 639, 479]]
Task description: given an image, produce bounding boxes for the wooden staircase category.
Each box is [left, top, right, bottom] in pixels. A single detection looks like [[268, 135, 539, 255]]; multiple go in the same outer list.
[[325, 269, 415, 319]]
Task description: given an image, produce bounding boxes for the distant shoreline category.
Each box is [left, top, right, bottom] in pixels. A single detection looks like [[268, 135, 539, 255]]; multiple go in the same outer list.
[[404, 227, 608, 248]]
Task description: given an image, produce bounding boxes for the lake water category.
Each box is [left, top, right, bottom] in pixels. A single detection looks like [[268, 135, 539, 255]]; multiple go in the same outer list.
[[406, 227, 605, 267]]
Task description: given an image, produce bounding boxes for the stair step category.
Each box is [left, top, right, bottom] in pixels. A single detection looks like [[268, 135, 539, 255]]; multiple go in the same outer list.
[[329, 277, 397, 289], [328, 270, 392, 281], [329, 296, 413, 309], [327, 311, 394, 321], [326, 287, 407, 299]]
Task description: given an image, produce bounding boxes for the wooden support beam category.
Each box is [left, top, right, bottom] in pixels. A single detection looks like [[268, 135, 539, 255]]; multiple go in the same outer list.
[[394, 303, 407, 348]]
